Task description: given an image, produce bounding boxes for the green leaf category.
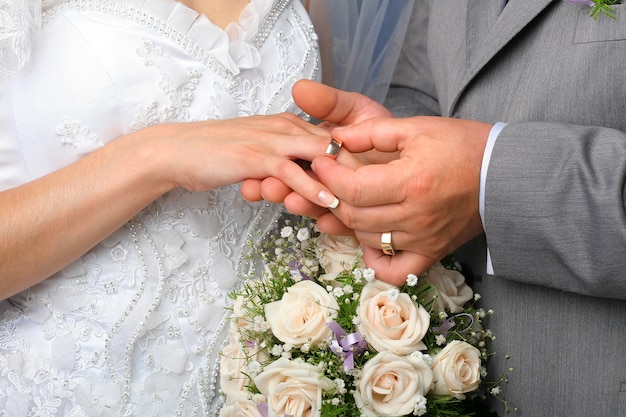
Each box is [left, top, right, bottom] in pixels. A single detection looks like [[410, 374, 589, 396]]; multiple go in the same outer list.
[[589, 0, 619, 20]]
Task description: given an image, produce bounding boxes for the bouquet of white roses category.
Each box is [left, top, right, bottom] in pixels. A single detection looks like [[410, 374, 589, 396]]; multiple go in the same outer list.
[[219, 219, 506, 417]]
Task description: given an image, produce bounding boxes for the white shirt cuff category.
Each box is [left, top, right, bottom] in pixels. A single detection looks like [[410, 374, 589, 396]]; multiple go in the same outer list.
[[480, 122, 507, 276]]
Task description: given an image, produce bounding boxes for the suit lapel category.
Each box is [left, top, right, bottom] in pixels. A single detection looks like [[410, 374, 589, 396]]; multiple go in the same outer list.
[[466, 0, 503, 61], [448, 0, 555, 113]]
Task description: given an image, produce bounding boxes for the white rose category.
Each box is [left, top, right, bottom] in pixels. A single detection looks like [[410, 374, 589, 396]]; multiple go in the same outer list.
[[220, 391, 265, 417], [221, 325, 270, 394], [316, 233, 362, 281], [232, 295, 250, 329], [358, 279, 430, 354], [431, 340, 481, 399], [253, 357, 333, 417], [420, 262, 473, 313], [354, 351, 434, 417], [220, 327, 269, 397], [264, 280, 338, 347], [220, 328, 248, 395]]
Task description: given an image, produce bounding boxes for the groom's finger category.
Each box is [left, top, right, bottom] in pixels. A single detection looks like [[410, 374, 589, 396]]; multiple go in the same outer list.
[[292, 80, 392, 125], [361, 245, 436, 284], [331, 117, 413, 154], [312, 157, 407, 207]]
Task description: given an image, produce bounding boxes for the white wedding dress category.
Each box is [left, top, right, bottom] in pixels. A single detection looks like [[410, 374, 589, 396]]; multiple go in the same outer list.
[[0, 0, 319, 415]]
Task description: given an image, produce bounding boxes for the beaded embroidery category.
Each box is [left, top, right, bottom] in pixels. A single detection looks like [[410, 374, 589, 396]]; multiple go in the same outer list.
[[0, 0, 320, 415]]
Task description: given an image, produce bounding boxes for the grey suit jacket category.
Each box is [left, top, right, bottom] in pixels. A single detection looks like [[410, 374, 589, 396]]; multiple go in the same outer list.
[[387, 1, 626, 415]]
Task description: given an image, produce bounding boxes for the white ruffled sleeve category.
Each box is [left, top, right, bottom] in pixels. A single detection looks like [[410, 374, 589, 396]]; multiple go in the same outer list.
[[0, 0, 42, 74]]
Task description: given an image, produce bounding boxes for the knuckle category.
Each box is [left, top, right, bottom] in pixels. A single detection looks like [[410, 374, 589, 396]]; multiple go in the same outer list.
[[274, 159, 300, 181], [275, 112, 300, 131]]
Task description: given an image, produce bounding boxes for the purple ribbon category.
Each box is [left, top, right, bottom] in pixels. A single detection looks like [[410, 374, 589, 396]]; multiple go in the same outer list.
[[562, 0, 594, 6], [434, 313, 475, 336], [327, 321, 367, 371], [288, 259, 313, 281], [257, 402, 293, 417], [436, 317, 456, 335]]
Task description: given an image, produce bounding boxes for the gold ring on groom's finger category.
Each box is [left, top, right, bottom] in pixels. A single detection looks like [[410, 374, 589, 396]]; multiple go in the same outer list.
[[380, 232, 395, 256], [324, 137, 342, 159]]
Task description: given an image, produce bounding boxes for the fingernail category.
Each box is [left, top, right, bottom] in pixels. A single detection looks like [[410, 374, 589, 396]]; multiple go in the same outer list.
[[318, 190, 339, 208]]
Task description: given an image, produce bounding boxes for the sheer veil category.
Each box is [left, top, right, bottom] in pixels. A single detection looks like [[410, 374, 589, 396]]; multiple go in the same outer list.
[[3, 0, 415, 93], [307, 0, 415, 103]]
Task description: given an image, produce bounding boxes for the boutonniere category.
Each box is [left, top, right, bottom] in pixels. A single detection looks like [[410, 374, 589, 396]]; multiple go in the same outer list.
[[563, 0, 621, 20]]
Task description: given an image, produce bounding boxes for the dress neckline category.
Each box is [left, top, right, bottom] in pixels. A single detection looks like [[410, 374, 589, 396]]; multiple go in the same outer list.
[[41, 0, 291, 75]]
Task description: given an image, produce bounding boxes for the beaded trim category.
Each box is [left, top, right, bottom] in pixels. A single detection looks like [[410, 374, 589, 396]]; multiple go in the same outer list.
[[105, 203, 282, 415], [42, 0, 293, 80], [251, 0, 290, 49], [103, 218, 167, 414], [271, 4, 320, 113]]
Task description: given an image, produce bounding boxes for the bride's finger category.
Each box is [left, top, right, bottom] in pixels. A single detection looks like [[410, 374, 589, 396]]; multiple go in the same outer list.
[[259, 177, 291, 203], [240, 179, 264, 202], [333, 143, 364, 171], [283, 193, 332, 219], [266, 156, 339, 209]]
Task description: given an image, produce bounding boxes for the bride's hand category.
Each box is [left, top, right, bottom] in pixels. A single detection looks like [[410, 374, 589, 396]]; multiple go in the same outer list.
[[151, 112, 340, 209], [240, 80, 396, 232], [0, 112, 338, 298]]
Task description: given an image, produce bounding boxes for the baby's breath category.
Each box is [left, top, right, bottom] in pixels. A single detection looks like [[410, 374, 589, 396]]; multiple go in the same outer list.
[[362, 268, 376, 281], [221, 217, 509, 417]]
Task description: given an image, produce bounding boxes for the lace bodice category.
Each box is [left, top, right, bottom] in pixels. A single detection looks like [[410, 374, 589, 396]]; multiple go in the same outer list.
[[0, 0, 320, 415]]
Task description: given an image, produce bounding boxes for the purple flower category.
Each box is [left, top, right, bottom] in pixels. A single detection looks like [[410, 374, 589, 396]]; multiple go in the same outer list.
[[562, 0, 594, 5]]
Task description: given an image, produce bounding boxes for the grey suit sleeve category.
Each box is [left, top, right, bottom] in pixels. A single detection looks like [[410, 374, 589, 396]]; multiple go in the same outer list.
[[485, 122, 626, 299], [384, 0, 440, 118], [385, 0, 626, 300]]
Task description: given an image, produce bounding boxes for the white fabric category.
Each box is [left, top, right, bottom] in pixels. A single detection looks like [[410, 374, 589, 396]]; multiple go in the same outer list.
[[480, 122, 506, 276], [0, 0, 320, 415], [0, 0, 41, 74]]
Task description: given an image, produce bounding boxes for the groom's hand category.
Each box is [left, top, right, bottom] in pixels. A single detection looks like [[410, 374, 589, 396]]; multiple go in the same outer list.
[[309, 115, 491, 283], [240, 80, 394, 235]]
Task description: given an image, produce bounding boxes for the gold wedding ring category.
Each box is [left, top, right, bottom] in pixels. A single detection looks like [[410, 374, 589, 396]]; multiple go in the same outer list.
[[324, 137, 342, 159], [380, 232, 395, 256]]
